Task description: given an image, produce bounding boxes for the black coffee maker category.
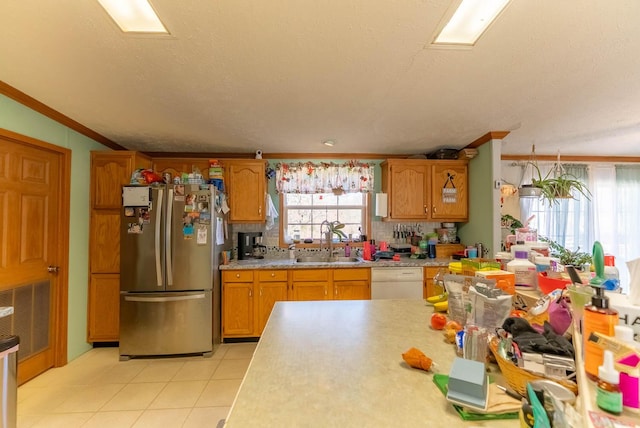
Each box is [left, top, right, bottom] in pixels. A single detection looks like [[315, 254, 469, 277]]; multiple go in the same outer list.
[[237, 232, 264, 260]]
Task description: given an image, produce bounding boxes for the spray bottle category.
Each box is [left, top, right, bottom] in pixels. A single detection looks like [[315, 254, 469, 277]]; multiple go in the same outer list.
[[583, 241, 619, 380]]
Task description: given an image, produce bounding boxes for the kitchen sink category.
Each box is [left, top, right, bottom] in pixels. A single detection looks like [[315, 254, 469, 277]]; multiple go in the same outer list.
[[295, 256, 361, 263], [296, 256, 330, 263], [328, 256, 361, 263]]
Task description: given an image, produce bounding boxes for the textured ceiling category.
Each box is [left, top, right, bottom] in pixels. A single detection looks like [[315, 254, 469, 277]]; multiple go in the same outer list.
[[2, 1, 640, 156]]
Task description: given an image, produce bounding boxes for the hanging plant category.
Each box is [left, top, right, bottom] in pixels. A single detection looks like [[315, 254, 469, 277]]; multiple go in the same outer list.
[[519, 146, 591, 205]]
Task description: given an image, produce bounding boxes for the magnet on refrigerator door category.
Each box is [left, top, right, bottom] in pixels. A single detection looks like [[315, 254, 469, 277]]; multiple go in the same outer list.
[[197, 226, 208, 245]]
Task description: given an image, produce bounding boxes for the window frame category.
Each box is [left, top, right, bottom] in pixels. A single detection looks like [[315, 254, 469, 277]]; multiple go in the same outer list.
[[278, 192, 371, 248]]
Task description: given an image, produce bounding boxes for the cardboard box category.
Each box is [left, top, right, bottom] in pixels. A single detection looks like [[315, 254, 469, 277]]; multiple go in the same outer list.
[[475, 270, 516, 295], [607, 292, 640, 342], [461, 258, 500, 276]]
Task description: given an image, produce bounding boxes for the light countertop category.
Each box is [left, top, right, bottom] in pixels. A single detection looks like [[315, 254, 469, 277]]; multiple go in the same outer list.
[[224, 299, 515, 427], [220, 257, 452, 270]]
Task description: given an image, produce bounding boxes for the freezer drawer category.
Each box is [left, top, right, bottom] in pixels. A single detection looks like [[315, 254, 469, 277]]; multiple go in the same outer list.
[[119, 290, 212, 359]]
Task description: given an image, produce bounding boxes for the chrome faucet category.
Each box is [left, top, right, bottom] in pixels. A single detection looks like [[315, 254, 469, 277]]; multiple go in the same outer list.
[[320, 220, 332, 256]]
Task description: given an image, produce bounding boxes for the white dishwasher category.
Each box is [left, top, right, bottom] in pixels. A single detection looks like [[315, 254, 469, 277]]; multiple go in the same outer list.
[[371, 267, 423, 300]]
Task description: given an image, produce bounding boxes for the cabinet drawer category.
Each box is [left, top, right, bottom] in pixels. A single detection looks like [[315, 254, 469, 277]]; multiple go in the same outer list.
[[333, 268, 369, 281], [258, 270, 288, 282], [291, 269, 330, 282], [222, 270, 254, 282]]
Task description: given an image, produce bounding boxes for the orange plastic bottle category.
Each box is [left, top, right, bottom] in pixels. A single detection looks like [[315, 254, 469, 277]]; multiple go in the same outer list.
[[583, 286, 618, 381]]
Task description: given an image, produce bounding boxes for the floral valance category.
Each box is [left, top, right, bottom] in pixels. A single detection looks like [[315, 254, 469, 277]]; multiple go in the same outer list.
[[275, 161, 374, 194]]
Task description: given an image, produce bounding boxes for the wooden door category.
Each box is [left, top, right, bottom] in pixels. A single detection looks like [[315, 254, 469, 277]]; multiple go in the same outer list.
[[222, 282, 254, 336], [225, 160, 265, 223], [291, 282, 328, 301], [430, 163, 468, 221], [88, 274, 120, 340], [256, 281, 288, 334], [0, 129, 70, 385], [333, 268, 370, 300], [334, 281, 369, 300], [388, 162, 429, 219]]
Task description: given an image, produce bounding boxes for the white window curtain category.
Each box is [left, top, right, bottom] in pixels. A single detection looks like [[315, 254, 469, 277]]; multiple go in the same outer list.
[[517, 162, 640, 293], [520, 163, 593, 254], [275, 161, 374, 194]]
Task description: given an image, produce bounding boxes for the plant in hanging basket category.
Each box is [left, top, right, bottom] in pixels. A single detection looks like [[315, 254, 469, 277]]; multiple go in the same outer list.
[[518, 146, 591, 205], [531, 171, 591, 205]]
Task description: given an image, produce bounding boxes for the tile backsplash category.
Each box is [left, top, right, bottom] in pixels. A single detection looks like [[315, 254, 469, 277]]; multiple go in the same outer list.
[[230, 220, 453, 260]]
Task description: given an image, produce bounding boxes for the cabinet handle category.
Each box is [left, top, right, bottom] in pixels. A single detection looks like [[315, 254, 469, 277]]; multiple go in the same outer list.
[[260, 287, 263, 296], [432, 206, 437, 214], [334, 286, 338, 297], [271, 273, 275, 277], [236, 273, 240, 278], [424, 205, 428, 214], [324, 286, 327, 296], [249, 289, 252, 297]]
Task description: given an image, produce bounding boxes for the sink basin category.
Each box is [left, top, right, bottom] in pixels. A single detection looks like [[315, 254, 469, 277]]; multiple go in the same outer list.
[[295, 256, 361, 263], [296, 256, 330, 263], [328, 256, 361, 263]]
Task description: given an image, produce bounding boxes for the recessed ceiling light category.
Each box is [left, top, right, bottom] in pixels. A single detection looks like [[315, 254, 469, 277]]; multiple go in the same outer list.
[[98, 0, 168, 33], [432, 0, 510, 46], [323, 140, 336, 147]]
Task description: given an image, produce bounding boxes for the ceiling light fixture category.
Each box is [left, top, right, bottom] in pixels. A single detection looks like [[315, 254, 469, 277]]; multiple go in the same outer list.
[[432, 0, 510, 46], [323, 140, 336, 147], [98, 0, 168, 33]]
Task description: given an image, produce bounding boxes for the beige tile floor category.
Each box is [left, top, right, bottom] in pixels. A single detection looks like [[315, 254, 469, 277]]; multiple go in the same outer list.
[[17, 342, 257, 428]]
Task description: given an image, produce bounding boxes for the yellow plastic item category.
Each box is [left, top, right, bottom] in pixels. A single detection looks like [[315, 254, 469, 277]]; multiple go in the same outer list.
[[433, 300, 449, 312], [426, 292, 448, 304], [449, 261, 462, 275]]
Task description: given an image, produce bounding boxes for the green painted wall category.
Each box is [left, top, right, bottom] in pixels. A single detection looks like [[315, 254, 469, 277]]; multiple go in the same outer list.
[[457, 142, 500, 255], [0, 94, 108, 361]]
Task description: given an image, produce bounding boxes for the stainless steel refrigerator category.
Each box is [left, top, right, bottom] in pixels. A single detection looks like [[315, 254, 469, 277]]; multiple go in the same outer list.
[[119, 183, 223, 360]]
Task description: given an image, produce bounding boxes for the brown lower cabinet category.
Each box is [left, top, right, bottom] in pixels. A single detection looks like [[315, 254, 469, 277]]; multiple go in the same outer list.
[[222, 267, 370, 339]]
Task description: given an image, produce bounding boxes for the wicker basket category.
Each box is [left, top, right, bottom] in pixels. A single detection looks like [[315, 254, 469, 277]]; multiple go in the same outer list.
[[489, 338, 578, 397]]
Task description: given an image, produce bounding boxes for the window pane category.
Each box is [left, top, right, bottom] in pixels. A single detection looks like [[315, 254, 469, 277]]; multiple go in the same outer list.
[[312, 194, 338, 205], [283, 192, 367, 243]]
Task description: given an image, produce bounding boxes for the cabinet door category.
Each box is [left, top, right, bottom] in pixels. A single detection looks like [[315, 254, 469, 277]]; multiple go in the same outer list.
[[222, 282, 254, 336], [424, 266, 445, 299], [91, 152, 150, 209], [87, 274, 120, 341], [430, 163, 468, 221], [291, 282, 329, 301], [152, 158, 211, 179], [257, 282, 288, 334], [334, 281, 370, 300], [90, 211, 120, 273], [388, 163, 430, 219], [225, 160, 266, 223], [333, 268, 370, 300]]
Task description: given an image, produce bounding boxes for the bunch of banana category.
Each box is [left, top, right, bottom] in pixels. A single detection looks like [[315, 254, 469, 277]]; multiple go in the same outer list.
[[433, 300, 448, 312], [426, 292, 448, 304]]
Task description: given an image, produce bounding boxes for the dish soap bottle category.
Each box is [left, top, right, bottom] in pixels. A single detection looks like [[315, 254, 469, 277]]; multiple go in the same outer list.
[[597, 350, 623, 415], [584, 241, 619, 381]]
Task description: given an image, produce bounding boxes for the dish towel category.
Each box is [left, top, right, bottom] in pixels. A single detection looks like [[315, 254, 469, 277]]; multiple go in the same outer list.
[[265, 193, 279, 230]]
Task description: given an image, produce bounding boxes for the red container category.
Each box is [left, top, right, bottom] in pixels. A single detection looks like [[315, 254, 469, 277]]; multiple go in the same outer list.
[[537, 272, 572, 295]]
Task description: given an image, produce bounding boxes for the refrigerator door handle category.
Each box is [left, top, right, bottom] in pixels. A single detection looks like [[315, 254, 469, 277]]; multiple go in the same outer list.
[[124, 293, 206, 303], [166, 187, 174, 286], [155, 188, 164, 287]]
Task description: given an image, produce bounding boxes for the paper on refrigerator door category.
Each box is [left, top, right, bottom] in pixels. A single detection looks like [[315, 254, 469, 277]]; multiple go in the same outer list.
[[216, 217, 224, 245], [123, 186, 151, 207]]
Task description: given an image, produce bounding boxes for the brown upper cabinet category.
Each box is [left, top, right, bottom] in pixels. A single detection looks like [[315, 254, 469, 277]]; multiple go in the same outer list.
[[380, 159, 468, 221], [223, 159, 266, 223]]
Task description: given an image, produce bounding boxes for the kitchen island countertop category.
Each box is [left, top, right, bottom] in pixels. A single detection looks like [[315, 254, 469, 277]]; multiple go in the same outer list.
[[224, 299, 515, 427], [219, 257, 452, 270]]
